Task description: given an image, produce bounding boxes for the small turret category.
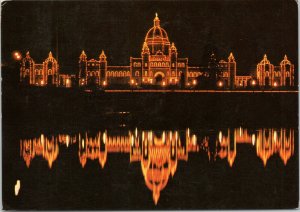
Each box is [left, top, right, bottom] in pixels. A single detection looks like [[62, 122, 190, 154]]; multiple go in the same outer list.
[[48, 51, 53, 58], [25, 51, 31, 58], [228, 52, 236, 89], [154, 13, 160, 27], [99, 50, 107, 62], [142, 42, 150, 54], [170, 42, 177, 52], [228, 52, 235, 62], [79, 50, 87, 61]]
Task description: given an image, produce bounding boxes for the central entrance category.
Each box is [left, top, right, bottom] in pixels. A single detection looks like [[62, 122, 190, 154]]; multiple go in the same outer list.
[[154, 72, 165, 85]]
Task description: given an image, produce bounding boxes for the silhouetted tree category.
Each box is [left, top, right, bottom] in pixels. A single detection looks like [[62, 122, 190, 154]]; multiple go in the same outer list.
[[208, 52, 218, 88]]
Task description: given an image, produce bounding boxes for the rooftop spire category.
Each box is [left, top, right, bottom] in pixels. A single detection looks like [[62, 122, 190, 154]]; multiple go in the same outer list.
[[228, 52, 235, 62], [154, 13, 160, 27], [79, 50, 87, 60], [170, 42, 177, 51], [99, 50, 107, 61]]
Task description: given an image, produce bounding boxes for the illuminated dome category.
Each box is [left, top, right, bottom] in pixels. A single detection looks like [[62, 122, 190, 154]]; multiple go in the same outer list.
[[144, 13, 170, 55]]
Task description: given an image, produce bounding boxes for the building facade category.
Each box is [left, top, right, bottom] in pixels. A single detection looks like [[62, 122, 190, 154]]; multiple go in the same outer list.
[[20, 14, 295, 89], [79, 14, 196, 87], [256, 54, 294, 87], [20, 51, 59, 86]]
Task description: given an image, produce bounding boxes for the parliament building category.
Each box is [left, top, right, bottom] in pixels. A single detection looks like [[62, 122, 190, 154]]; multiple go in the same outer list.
[[20, 14, 295, 89]]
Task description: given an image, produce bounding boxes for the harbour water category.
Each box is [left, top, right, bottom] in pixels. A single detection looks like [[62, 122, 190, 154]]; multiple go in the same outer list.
[[3, 126, 298, 209]]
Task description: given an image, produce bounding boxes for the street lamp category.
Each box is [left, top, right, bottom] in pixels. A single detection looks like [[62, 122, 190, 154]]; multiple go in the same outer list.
[[217, 80, 223, 88], [251, 79, 256, 92], [130, 79, 135, 90], [130, 79, 135, 85], [66, 78, 71, 88], [192, 79, 197, 86]]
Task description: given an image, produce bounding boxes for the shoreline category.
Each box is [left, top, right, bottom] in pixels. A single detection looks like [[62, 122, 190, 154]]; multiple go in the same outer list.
[[3, 86, 298, 131]]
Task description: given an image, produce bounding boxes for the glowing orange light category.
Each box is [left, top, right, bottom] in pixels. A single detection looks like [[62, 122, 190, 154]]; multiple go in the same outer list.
[[251, 80, 256, 86], [217, 81, 223, 87], [13, 51, 22, 61], [162, 81, 166, 86], [41, 80, 44, 85], [273, 82, 278, 87], [192, 79, 197, 86], [103, 81, 107, 86], [130, 79, 135, 85]]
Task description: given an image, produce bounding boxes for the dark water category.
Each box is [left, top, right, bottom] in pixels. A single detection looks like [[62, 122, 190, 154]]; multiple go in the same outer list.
[[2, 126, 298, 209]]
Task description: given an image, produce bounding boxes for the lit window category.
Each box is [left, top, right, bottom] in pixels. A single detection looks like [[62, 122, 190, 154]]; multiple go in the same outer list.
[[145, 63, 148, 67], [265, 71, 269, 77]]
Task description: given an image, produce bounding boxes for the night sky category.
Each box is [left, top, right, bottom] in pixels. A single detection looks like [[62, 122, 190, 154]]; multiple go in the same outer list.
[[2, 0, 298, 75]]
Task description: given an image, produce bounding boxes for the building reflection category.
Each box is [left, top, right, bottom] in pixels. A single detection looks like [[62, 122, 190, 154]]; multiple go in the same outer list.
[[20, 134, 59, 168], [20, 128, 295, 204]]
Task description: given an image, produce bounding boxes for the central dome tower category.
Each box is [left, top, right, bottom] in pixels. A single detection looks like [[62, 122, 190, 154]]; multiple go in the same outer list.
[[144, 13, 170, 55]]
